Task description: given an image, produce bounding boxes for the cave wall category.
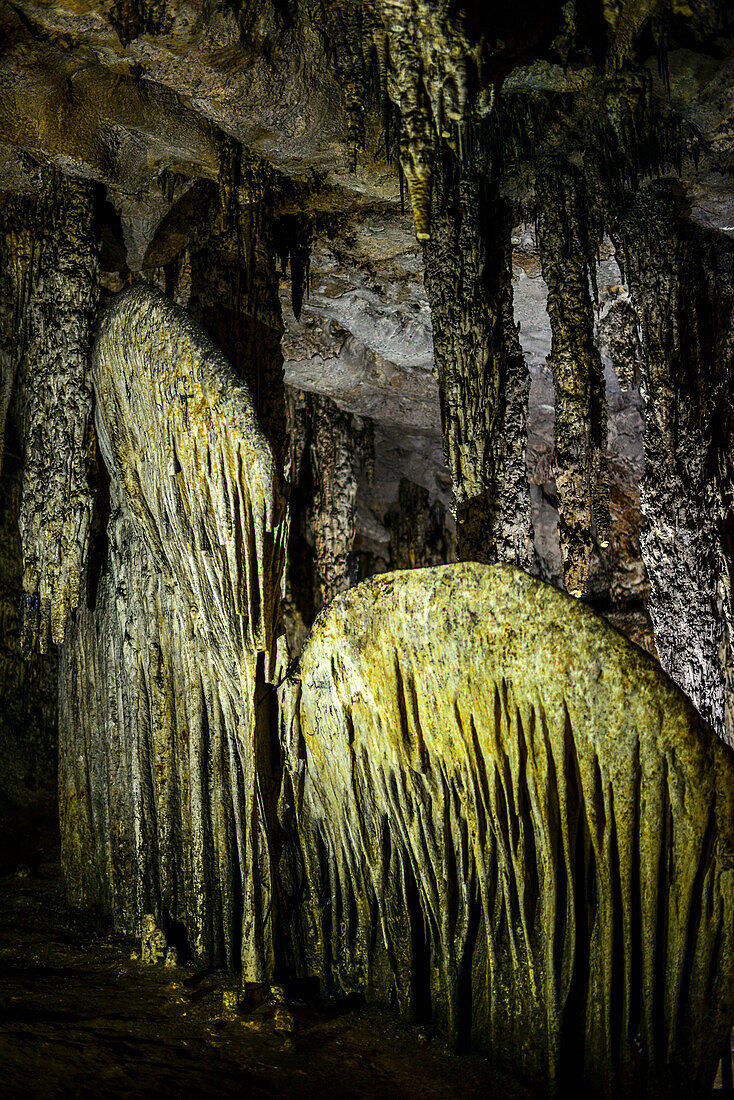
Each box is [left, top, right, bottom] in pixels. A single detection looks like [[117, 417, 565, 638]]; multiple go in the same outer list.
[[0, 462, 58, 872]]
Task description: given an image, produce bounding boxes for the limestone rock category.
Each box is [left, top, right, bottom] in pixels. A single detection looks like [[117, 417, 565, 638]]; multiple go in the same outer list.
[[0, 464, 58, 871], [536, 163, 609, 598], [2, 171, 100, 652], [141, 914, 168, 965], [287, 562, 734, 1097], [60, 286, 285, 978], [614, 182, 734, 742], [423, 147, 534, 568]]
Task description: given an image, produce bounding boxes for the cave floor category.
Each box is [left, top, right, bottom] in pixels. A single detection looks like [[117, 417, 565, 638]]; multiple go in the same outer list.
[[0, 862, 531, 1100]]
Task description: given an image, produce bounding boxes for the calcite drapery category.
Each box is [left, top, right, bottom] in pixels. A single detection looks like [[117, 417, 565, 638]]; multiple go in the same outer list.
[[423, 146, 534, 568], [286, 562, 734, 1098], [1, 173, 99, 652], [536, 162, 610, 597], [61, 286, 285, 978]]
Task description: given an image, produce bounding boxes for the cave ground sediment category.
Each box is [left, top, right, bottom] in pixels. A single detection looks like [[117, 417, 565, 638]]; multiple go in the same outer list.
[[0, 861, 530, 1099]]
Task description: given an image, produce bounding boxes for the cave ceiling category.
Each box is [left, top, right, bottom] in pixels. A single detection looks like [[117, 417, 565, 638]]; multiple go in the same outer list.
[[0, 0, 732, 630], [1, 2, 727, 597]]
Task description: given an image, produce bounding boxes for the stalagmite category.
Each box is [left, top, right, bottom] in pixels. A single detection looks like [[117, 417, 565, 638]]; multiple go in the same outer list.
[[613, 181, 734, 742], [423, 146, 534, 567], [286, 562, 734, 1099], [5, 173, 99, 652], [536, 162, 609, 598], [60, 286, 286, 978]]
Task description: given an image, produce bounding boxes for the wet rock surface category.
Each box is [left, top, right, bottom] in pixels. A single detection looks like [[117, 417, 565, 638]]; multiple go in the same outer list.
[[0, 864, 530, 1100]]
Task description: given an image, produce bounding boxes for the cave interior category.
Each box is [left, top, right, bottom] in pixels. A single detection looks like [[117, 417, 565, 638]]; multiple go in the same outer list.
[[2, 1, 734, 1097]]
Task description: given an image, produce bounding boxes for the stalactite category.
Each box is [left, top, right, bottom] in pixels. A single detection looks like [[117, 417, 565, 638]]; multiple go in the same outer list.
[[536, 162, 610, 598], [613, 181, 734, 742], [60, 286, 286, 978], [8, 173, 100, 653], [422, 144, 534, 568], [313, 2, 674, 242], [272, 215, 311, 322], [285, 561, 734, 1099]]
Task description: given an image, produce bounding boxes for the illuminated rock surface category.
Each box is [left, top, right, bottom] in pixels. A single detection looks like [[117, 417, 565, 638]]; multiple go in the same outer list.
[[61, 286, 285, 978], [0, 171, 99, 652], [288, 562, 734, 1097]]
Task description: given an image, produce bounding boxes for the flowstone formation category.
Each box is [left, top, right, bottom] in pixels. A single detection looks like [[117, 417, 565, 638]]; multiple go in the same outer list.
[[60, 286, 285, 978], [286, 563, 734, 1098], [0, 172, 99, 652]]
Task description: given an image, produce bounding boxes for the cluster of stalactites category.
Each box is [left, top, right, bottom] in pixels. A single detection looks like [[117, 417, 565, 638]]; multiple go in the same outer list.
[[536, 162, 610, 598], [0, 173, 99, 653], [325, 0, 681, 242], [326, 0, 481, 239]]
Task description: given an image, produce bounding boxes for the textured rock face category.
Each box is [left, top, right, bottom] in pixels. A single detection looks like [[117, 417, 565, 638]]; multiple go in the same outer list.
[[1, 171, 99, 653], [614, 182, 734, 741], [60, 287, 285, 977], [287, 562, 734, 1098], [423, 147, 534, 568], [286, 388, 374, 609], [0, 465, 58, 871], [536, 164, 609, 597]]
